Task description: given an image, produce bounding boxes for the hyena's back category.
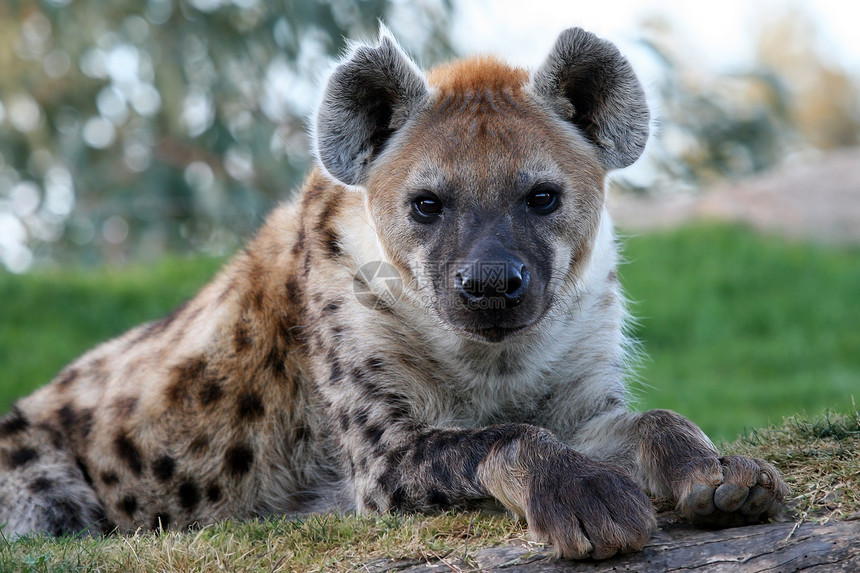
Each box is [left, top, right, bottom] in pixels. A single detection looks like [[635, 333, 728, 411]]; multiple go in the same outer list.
[[0, 195, 345, 535]]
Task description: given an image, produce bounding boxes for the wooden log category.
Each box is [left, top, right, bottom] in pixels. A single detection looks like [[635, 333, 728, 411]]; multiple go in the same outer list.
[[374, 519, 860, 572]]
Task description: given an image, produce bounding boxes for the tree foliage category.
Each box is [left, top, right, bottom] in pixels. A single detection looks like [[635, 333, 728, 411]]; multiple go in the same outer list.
[[0, 0, 453, 271]]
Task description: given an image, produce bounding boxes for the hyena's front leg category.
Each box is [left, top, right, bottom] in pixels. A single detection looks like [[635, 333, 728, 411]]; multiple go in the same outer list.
[[634, 410, 789, 527], [340, 420, 655, 559]]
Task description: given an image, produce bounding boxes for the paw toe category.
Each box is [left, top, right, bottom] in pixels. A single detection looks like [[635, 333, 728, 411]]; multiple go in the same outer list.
[[714, 482, 749, 512]]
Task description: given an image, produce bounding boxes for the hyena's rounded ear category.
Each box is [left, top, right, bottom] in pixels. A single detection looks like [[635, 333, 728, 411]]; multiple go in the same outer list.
[[314, 28, 429, 187], [531, 28, 650, 170]]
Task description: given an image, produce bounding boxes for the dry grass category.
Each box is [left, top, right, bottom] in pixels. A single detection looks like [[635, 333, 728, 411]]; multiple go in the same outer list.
[[2, 408, 858, 572], [726, 406, 860, 523]]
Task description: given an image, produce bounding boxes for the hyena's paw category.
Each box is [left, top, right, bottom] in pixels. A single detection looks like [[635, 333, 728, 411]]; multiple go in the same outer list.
[[527, 456, 656, 560], [678, 455, 789, 527]]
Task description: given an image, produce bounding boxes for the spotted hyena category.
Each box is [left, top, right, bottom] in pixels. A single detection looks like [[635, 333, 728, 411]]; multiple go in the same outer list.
[[0, 27, 787, 559]]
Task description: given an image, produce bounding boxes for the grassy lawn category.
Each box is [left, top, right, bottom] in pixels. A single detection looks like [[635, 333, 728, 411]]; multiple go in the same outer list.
[[2, 224, 857, 442], [620, 226, 860, 442]]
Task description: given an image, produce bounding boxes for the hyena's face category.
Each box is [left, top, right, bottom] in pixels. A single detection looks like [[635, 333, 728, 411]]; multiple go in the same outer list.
[[315, 30, 649, 343], [366, 70, 605, 342]]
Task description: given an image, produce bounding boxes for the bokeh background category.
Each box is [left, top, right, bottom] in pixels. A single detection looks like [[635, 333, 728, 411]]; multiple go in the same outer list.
[[1, 0, 858, 442]]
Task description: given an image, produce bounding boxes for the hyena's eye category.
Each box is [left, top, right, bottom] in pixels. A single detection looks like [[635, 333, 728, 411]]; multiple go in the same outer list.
[[411, 195, 443, 224], [526, 184, 561, 215]]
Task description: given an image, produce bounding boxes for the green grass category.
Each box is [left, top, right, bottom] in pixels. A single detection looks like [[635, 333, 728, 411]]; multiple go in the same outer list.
[[1, 224, 858, 441], [0, 256, 225, 413], [620, 225, 860, 441]]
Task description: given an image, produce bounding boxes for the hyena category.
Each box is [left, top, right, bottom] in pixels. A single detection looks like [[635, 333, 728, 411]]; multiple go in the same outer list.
[[0, 27, 787, 559]]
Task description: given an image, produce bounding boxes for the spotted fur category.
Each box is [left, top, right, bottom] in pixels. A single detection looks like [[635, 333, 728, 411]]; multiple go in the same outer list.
[[0, 27, 787, 559]]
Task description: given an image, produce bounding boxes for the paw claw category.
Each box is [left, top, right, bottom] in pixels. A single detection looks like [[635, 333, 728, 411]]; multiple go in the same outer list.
[[689, 483, 716, 515], [714, 483, 748, 512]]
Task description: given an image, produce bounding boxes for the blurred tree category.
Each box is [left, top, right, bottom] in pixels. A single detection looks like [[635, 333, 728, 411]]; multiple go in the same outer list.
[[621, 8, 859, 195], [0, 0, 453, 272]]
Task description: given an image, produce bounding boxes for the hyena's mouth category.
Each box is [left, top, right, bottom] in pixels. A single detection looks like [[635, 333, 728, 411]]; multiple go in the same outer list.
[[468, 324, 529, 343]]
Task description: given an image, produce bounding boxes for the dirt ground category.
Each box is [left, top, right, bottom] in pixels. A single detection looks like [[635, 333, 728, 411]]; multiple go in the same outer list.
[[608, 147, 860, 245]]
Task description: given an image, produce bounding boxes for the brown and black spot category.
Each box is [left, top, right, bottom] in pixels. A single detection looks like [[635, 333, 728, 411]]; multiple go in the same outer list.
[[56, 404, 94, 441], [224, 443, 254, 477], [75, 457, 94, 486], [113, 396, 138, 419], [205, 482, 222, 503], [100, 471, 120, 486], [320, 297, 343, 316], [114, 431, 143, 475], [28, 476, 54, 494], [236, 392, 265, 421], [0, 406, 29, 437], [177, 479, 200, 512], [165, 356, 207, 406], [291, 228, 306, 257], [119, 494, 138, 517], [607, 269, 618, 283], [6, 446, 38, 469], [232, 319, 253, 353], [54, 367, 80, 390], [319, 227, 342, 259], [198, 379, 223, 407], [152, 455, 176, 482]]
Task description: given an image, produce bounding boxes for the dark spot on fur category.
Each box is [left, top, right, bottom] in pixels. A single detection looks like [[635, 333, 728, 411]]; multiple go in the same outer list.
[[189, 435, 209, 454], [364, 425, 385, 446], [114, 432, 143, 475], [285, 278, 301, 305], [152, 455, 176, 482], [353, 407, 370, 428], [321, 228, 342, 258], [166, 357, 206, 406], [321, 298, 342, 315], [153, 513, 171, 531], [56, 405, 94, 440], [119, 495, 138, 516], [329, 358, 343, 385], [391, 486, 407, 508], [607, 269, 618, 282], [8, 447, 38, 468], [205, 482, 221, 503], [291, 229, 306, 256], [339, 412, 350, 432], [233, 320, 252, 353], [366, 357, 385, 371], [428, 489, 449, 507], [55, 368, 79, 389], [0, 406, 29, 437], [29, 477, 54, 494], [101, 471, 119, 486], [198, 380, 223, 406], [294, 425, 310, 442], [75, 457, 93, 485], [265, 347, 287, 378], [224, 443, 254, 477], [113, 396, 138, 418], [364, 497, 379, 513], [178, 480, 200, 512], [237, 392, 264, 421]]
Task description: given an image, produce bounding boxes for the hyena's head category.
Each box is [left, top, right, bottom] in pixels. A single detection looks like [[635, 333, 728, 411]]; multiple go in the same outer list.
[[314, 27, 649, 343]]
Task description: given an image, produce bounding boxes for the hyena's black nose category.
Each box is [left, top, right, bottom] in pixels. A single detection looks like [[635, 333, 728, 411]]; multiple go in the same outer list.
[[455, 258, 530, 308]]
